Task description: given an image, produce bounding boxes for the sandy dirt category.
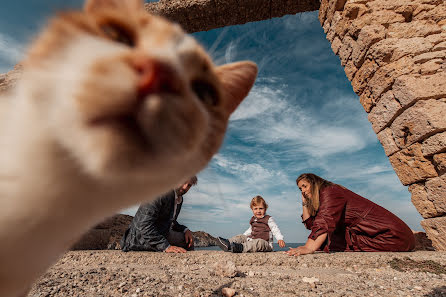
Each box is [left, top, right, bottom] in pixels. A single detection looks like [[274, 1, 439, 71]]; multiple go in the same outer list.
[[28, 250, 446, 297]]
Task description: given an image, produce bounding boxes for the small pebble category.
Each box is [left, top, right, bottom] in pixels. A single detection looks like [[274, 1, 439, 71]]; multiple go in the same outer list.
[[302, 277, 319, 284], [221, 287, 236, 297]]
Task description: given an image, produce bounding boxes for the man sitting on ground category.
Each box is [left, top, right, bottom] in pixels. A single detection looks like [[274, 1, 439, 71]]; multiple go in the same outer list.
[[121, 176, 197, 253]]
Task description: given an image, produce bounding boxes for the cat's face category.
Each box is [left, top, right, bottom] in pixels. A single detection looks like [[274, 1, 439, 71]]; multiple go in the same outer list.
[[21, 0, 257, 184]]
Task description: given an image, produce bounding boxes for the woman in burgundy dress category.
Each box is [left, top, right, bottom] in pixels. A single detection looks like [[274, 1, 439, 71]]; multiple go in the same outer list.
[[286, 173, 415, 256]]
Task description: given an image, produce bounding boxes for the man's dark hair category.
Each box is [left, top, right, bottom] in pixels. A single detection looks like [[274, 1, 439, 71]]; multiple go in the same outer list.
[[187, 175, 198, 186]]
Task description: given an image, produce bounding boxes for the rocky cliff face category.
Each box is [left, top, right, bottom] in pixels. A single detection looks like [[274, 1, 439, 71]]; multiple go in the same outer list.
[[192, 231, 218, 247], [71, 214, 217, 250], [319, 0, 446, 250]]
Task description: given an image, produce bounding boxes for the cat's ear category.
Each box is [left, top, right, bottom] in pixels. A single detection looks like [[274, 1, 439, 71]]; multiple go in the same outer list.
[[84, 0, 143, 13], [216, 61, 258, 114]]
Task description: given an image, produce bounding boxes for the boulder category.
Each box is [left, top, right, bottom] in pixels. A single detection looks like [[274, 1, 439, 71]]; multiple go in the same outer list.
[[412, 231, 435, 251]]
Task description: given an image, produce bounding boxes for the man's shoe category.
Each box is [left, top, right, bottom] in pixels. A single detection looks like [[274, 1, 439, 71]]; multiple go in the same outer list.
[[231, 242, 244, 253], [216, 237, 231, 252]]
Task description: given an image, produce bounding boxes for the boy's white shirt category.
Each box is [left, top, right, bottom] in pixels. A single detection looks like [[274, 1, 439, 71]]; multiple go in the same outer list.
[[243, 216, 284, 243]]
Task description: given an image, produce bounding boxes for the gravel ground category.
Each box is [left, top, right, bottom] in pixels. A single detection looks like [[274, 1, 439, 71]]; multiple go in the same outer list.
[[28, 250, 446, 297]]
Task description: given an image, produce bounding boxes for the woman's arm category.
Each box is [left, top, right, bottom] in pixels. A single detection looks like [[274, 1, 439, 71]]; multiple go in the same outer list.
[[285, 233, 327, 256]]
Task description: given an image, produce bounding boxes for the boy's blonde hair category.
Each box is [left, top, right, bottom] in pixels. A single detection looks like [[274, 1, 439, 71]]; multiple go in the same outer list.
[[250, 195, 268, 210]]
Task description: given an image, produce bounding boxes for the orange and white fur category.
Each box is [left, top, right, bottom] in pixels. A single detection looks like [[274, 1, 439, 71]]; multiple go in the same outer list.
[[0, 0, 257, 296]]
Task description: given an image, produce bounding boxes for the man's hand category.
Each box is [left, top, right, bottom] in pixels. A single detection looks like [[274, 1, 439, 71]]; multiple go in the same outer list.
[[165, 245, 187, 253], [184, 229, 194, 248], [284, 246, 314, 256], [278, 240, 286, 248]]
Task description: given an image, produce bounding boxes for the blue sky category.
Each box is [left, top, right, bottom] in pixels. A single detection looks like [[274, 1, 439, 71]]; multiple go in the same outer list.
[[0, 1, 423, 243]]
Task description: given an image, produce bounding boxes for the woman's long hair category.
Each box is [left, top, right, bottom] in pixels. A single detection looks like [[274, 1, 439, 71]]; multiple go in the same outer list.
[[296, 173, 334, 216]]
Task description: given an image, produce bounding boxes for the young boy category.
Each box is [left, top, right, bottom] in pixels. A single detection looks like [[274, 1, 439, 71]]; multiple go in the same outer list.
[[217, 195, 286, 253]]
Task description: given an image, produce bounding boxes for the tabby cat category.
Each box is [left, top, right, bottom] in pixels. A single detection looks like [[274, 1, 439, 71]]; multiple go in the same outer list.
[[0, 0, 257, 295]]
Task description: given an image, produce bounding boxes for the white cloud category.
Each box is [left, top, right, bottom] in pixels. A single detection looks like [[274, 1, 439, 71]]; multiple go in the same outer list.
[[302, 126, 368, 156], [229, 80, 377, 158], [224, 41, 236, 64], [230, 85, 288, 121]]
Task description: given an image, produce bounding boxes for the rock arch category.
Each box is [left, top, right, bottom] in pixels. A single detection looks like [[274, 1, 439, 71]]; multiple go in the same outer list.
[[1, 0, 444, 250], [145, 0, 446, 250]]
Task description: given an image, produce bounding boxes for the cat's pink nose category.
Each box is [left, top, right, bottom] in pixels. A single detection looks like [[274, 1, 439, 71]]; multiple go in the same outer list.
[[132, 57, 180, 99]]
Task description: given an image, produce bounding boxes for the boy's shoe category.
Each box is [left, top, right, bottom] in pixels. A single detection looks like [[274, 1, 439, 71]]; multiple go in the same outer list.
[[216, 237, 231, 252], [231, 242, 243, 253]]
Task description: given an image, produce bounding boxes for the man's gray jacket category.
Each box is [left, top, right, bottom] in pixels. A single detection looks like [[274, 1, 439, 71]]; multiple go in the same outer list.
[[120, 190, 187, 252]]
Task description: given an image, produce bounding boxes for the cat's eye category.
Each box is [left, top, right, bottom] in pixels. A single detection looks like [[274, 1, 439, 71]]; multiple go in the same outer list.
[[191, 80, 219, 106], [100, 23, 135, 47]]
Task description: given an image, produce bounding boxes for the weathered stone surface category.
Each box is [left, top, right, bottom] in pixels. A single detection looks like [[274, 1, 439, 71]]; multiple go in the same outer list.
[[273, 0, 321, 18], [238, 0, 271, 29], [427, 172, 446, 197], [391, 99, 446, 148], [410, 174, 446, 218], [393, 73, 446, 107], [351, 10, 406, 30], [409, 183, 438, 219], [377, 127, 400, 156], [367, 37, 433, 66], [343, 2, 368, 21], [413, 50, 446, 64], [325, 0, 348, 26], [322, 0, 446, 247], [389, 143, 438, 185], [426, 32, 446, 46], [365, 0, 418, 12], [326, 11, 342, 42], [359, 88, 374, 113], [434, 153, 446, 173], [351, 59, 378, 93], [334, 14, 352, 39], [413, 4, 435, 17], [351, 24, 386, 68], [419, 59, 443, 75], [331, 36, 343, 55], [433, 40, 446, 51], [368, 91, 401, 133], [367, 56, 416, 101], [338, 35, 355, 66], [344, 59, 357, 80], [421, 216, 446, 251], [422, 132, 446, 156], [318, 0, 330, 25], [414, 2, 446, 23], [146, 0, 320, 33], [387, 20, 442, 39], [323, 18, 331, 34]]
